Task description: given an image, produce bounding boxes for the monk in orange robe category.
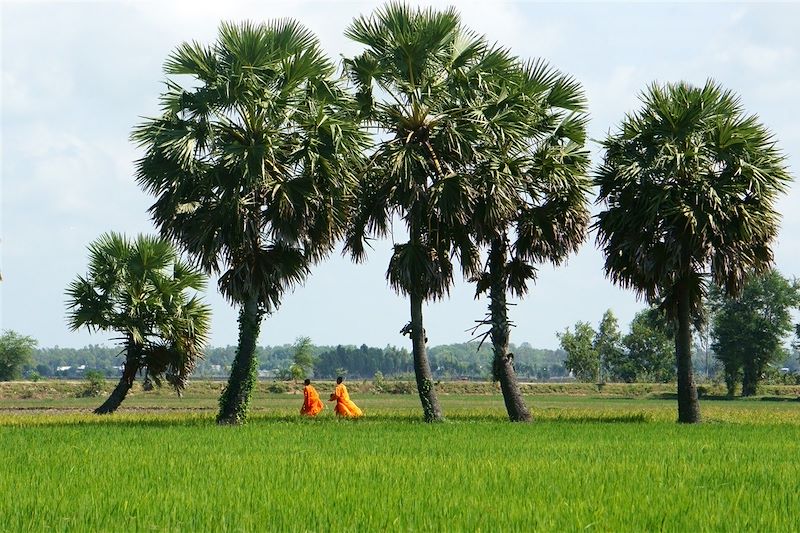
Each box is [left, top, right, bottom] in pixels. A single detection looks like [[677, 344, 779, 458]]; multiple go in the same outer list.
[[300, 379, 324, 416], [329, 376, 363, 418]]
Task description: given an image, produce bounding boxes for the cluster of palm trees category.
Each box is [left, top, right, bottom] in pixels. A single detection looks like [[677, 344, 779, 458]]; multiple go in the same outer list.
[[129, 4, 789, 425]]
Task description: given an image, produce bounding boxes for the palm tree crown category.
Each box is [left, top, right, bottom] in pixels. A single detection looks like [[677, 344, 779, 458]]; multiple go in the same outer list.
[[594, 80, 790, 315], [134, 20, 367, 311], [344, 3, 519, 292]]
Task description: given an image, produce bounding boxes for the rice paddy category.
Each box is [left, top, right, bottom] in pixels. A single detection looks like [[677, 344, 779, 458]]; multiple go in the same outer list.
[[2, 387, 799, 531]]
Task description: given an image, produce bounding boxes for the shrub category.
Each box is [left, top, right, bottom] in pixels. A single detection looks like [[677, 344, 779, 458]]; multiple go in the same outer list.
[[81, 371, 106, 397], [385, 381, 416, 395], [267, 381, 289, 394], [372, 371, 386, 393]]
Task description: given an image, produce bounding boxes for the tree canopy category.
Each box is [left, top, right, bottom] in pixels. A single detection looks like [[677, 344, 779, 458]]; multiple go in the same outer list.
[[0, 330, 37, 381], [594, 79, 792, 423]]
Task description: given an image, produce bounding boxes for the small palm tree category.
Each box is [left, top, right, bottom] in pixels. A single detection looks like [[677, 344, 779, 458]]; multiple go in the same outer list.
[[133, 21, 366, 424], [343, 3, 514, 421], [594, 80, 791, 423], [468, 60, 590, 422], [66, 233, 211, 414]]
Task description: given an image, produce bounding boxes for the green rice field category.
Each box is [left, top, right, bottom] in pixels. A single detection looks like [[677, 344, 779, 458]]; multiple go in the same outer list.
[[2, 387, 799, 531]]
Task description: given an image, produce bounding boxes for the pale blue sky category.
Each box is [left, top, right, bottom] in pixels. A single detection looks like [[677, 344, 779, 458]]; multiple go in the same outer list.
[[2, 1, 799, 350]]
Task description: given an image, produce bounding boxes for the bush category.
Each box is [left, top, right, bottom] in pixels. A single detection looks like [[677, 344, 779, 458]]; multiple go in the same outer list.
[[81, 371, 106, 397], [385, 381, 416, 395], [267, 381, 289, 394], [372, 371, 386, 393]]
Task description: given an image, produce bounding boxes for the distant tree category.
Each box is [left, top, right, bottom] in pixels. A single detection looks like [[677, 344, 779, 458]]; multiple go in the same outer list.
[[594, 80, 791, 423], [621, 308, 675, 383], [710, 270, 800, 396], [290, 336, 315, 381], [35, 364, 51, 378], [594, 310, 624, 383], [0, 330, 37, 381], [558, 322, 598, 382], [66, 233, 211, 414]]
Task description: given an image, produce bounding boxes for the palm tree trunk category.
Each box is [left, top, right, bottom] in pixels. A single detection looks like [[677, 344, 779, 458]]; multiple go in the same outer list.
[[410, 292, 443, 422], [218, 293, 262, 425], [676, 282, 701, 423], [94, 359, 137, 414], [489, 237, 531, 422]]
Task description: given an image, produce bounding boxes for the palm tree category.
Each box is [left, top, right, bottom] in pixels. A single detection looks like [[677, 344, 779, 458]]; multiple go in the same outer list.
[[594, 80, 791, 423], [133, 21, 366, 424], [467, 60, 590, 422], [343, 3, 514, 421], [66, 232, 211, 414]]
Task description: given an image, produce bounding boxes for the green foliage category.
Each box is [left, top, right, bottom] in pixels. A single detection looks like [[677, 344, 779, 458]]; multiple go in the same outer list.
[[372, 371, 386, 392], [558, 322, 598, 382], [594, 310, 624, 383], [710, 270, 800, 396], [345, 4, 515, 297], [134, 20, 366, 312], [217, 302, 260, 424], [620, 309, 676, 383], [559, 309, 675, 384], [66, 232, 211, 394], [266, 381, 289, 394], [290, 336, 315, 380], [82, 371, 106, 398], [0, 330, 37, 381], [594, 79, 791, 319]]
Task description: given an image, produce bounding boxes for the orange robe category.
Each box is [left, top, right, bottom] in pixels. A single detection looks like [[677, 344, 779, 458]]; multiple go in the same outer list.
[[300, 385, 324, 416], [330, 383, 363, 418]]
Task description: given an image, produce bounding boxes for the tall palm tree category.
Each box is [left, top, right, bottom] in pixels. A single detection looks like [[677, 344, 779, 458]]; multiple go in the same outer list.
[[66, 232, 211, 414], [468, 60, 590, 422], [133, 21, 366, 424], [343, 3, 514, 421], [594, 80, 791, 423]]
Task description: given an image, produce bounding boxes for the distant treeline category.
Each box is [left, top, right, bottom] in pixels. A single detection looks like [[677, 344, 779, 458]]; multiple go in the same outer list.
[[31, 342, 569, 380]]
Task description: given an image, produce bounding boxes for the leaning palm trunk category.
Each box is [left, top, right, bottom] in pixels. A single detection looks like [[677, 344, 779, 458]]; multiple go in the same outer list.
[[410, 292, 443, 422], [95, 358, 138, 414], [676, 283, 700, 423], [488, 238, 532, 422], [218, 293, 262, 424]]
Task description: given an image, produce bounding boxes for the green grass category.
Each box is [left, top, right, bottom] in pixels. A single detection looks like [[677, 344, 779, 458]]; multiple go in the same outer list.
[[1, 392, 800, 531]]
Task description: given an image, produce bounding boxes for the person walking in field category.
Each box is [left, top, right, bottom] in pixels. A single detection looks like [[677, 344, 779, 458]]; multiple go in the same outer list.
[[300, 379, 325, 417], [329, 376, 363, 418]]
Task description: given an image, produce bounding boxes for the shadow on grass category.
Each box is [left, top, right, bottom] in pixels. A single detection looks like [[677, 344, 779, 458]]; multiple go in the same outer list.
[[650, 393, 737, 401], [1, 410, 656, 428], [758, 396, 800, 402], [650, 392, 800, 403]]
